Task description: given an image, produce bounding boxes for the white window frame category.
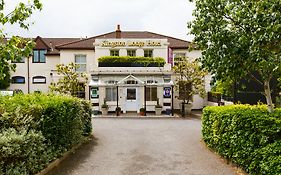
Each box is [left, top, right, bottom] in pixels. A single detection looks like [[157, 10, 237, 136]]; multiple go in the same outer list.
[[32, 76, 46, 84], [75, 54, 87, 72]]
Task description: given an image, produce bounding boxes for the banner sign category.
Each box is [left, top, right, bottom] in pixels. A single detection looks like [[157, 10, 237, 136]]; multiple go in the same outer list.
[[163, 87, 171, 98]]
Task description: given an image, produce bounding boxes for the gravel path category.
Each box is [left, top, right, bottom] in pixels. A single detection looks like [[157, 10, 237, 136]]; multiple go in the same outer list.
[[47, 118, 238, 175]]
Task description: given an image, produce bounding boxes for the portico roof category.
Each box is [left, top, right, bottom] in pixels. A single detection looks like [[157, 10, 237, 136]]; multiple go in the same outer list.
[[117, 74, 144, 85]]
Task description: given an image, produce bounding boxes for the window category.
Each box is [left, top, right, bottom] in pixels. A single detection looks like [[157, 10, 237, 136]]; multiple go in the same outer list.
[[126, 80, 138, 84], [127, 50, 136, 56], [91, 75, 99, 82], [144, 49, 153, 57], [11, 76, 25, 84], [33, 76, 46, 84], [146, 87, 157, 101], [173, 52, 186, 66], [12, 57, 25, 63], [146, 80, 158, 84], [91, 87, 99, 98], [127, 88, 136, 100], [163, 75, 171, 83], [106, 80, 118, 84], [110, 50, 119, 56], [106, 87, 117, 101], [75, 55, 86, 72], [33, 50, 46, 63]]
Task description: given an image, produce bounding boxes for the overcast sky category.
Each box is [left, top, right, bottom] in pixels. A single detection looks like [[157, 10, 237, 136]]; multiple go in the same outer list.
[[5, 0, 195, 41]]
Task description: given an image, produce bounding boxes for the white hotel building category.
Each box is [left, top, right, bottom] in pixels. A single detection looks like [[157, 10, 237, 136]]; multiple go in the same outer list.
[[8, 25, 211, 114]]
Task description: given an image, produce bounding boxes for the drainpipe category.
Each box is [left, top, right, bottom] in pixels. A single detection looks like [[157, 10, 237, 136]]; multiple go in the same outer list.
[[171, 85, 174, 116], [27, 56, 30, 93], [89, 86, 91, 101], [144, 85, 147, 116], [117, 85, 119, 107]]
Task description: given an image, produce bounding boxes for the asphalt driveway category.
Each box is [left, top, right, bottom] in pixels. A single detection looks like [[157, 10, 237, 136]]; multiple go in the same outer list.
[[47, 118, 238, 175]]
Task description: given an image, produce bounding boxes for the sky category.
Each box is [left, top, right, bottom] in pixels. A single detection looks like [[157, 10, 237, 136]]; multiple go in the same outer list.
[[5, 0, 196, 41]]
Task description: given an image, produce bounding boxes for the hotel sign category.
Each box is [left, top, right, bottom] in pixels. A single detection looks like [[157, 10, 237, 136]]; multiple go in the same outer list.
[[101, 40, 162, 48]]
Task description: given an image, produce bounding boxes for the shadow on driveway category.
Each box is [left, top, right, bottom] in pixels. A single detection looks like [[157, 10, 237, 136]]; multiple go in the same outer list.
[[47, 136, 98, 175]]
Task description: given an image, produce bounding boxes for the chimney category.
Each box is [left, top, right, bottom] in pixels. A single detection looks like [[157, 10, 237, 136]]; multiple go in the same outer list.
[[49, 42, 53, 51], [116, 24, 121, 38]]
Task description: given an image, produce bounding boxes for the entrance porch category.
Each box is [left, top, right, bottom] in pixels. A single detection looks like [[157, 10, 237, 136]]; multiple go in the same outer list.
[[89, 74, 174, 115]]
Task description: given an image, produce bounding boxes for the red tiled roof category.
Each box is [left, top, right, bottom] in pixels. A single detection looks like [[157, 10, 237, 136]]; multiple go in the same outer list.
[[55, 31, 194, 50], [39, 37, 80, 55]]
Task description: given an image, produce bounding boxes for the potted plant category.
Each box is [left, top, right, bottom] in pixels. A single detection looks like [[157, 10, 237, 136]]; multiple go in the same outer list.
[[155, 98, 162, 115], [173, 58, 207, 117], [101, 99, 108, 115], [139, 107, 146, 116], [115, 107, 121, 116]]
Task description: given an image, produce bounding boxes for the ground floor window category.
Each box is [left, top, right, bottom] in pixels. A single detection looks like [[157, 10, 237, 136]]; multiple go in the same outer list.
[[106, 87, 117, 101], [32, 76, 46, 84], [146, 86, 157, 101], [11, 76, 25, 84]]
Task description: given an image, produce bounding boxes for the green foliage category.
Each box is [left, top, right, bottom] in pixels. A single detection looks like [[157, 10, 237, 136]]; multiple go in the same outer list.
[[250, 141, 281, 175], [173, 58, 207, 103], [189, 0, 281, 112], [49, 63, 88, 97], [101, 99, 108, 109], [0, 129, 49, 175], [0, 66, 10, 89], [202, 105, 281, 174], [0, 93, 92, 174], [98, 56, 165, 67], [0, 0, 42, 81], [140, 107, 146, 112], [211, 78, 234, 97]]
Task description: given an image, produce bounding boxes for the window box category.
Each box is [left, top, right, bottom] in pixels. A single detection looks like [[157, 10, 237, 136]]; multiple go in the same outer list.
[[98, 56, 165, 67]]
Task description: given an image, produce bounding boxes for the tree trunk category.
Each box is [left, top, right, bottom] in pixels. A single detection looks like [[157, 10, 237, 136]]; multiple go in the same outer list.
[[264, 80, 274, 113]]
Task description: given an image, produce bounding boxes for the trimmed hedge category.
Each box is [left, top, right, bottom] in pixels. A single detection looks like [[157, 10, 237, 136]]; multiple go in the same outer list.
[[98, 56, 165, 67], [0, 93, 92, 174], [202, 105, 281, 175]]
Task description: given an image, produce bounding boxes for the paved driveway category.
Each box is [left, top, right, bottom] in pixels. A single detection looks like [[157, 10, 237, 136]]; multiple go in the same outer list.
[[47, 118, 238, 175]]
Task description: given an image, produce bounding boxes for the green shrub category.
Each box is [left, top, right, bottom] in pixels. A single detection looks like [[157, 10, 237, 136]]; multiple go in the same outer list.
[[0, 128, 50, 175], [202, 105, 281, 174], [250, 141, 281, 175], [0, 93, 92, 174], [98, 56, 165, 67]]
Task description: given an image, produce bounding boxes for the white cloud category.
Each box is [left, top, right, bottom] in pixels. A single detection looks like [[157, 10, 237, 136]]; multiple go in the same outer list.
[[4, 0, 195, 41]]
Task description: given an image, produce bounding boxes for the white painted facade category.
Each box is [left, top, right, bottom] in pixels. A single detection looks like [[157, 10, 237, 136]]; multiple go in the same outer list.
[[7, 31, 211, 114]]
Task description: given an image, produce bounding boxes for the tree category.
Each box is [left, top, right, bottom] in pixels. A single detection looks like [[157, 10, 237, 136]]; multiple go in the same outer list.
[[173, 57, 207, 104], [0, 0, 42, 88], [49, 63, 88, 97], [188, 0, 281, 112], [211, 77, 234, 97]]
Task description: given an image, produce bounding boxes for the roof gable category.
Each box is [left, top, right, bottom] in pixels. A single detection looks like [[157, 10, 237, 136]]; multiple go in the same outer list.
[[34, 36, 50, 50]]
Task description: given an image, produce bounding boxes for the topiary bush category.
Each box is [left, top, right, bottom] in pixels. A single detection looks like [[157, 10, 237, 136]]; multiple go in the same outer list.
[[202, 105, 281, 174], [0, 93, 92, 174]]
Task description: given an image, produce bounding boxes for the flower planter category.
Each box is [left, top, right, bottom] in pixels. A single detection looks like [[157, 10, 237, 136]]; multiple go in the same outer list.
[[184, 103, 192, 115], [155, 107, 162, 115], [101, 108, 108, 115]]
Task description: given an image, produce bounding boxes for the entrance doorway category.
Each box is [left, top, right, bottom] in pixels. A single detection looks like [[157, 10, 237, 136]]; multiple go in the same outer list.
[[125, 87, 138, 112]]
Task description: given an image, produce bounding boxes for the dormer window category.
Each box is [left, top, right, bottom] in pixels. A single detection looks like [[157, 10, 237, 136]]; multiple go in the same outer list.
[[33, 50, 46, 63]]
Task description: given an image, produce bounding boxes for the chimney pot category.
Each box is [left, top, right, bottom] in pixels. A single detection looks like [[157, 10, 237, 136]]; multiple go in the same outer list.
[[116, 24, 121, 38]]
